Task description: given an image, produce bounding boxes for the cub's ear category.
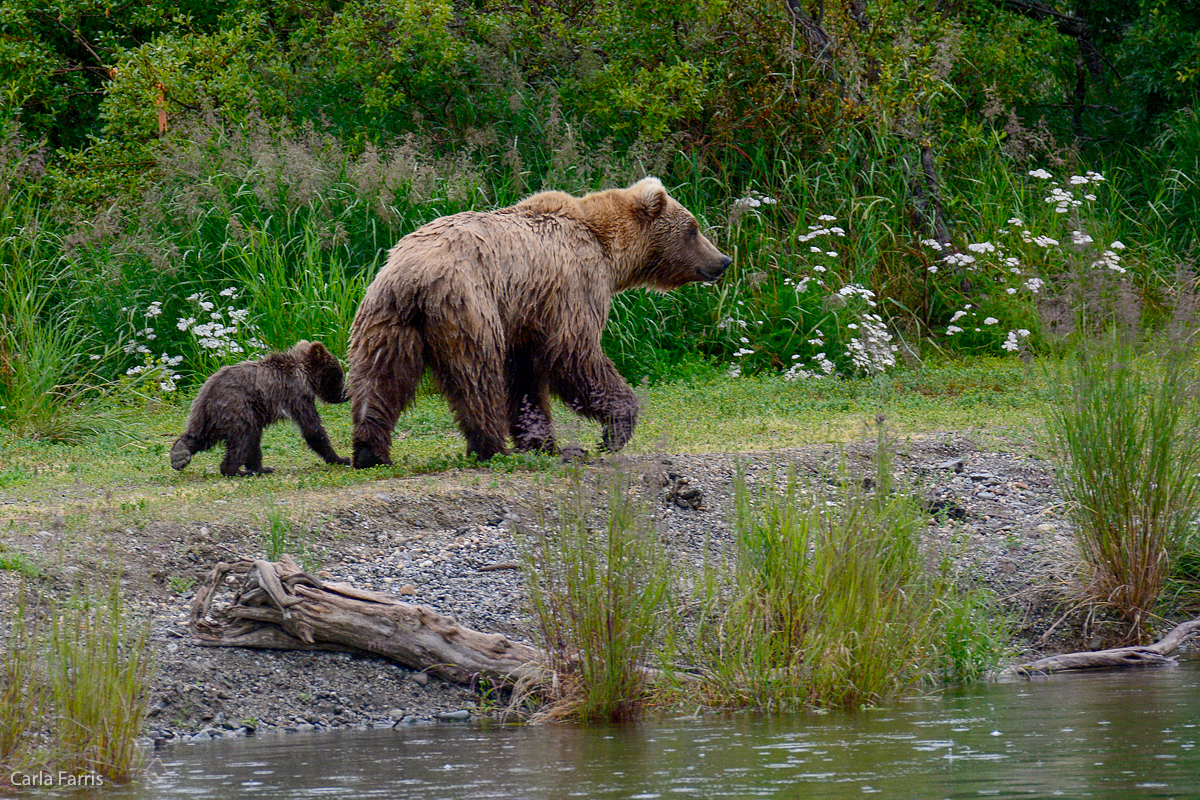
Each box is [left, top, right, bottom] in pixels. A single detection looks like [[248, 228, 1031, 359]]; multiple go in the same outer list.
[[300, 340, 330, 366], [632, 177, 667, 222]]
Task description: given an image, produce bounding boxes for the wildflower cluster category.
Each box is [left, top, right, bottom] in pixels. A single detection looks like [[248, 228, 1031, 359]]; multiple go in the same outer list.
[[121, 301, 183, 396], [732, 189, 779, 210], [729, 189, 779, 228], [121, 287, 265, 396], [721, 212, 898, 381], [176, 287, 264, 358], [923, 168, 1126, 354], [718, 314, 762, 378]]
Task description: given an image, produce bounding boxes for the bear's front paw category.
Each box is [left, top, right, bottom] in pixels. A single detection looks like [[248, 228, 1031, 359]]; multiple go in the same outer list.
[[332, 455, 352, 466]]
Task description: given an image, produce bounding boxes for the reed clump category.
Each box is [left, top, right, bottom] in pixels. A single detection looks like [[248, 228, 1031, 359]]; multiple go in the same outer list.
[[691, 436, 952, 710], [522, 427, 1008, 719], [524, 468, 673, 723], [0, 580, 155, 785], [1046, 331, 1200, 642]]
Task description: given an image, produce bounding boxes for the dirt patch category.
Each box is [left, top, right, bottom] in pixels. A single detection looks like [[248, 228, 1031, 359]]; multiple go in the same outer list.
[[0, 433, 1153, 745]]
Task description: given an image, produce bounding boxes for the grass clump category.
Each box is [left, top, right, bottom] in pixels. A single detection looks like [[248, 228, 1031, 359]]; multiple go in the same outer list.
[[1, 580, 155, 785], [691, 428, 1004, 710], [524, 468, 673, 723], [262, 504, 324, 571], [520, 424, 1009, 721], [1046, 333, 1200, 642], [696, 458, 934, 708]]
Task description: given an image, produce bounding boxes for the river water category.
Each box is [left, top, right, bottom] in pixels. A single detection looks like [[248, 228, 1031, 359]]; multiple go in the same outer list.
[[51, 659, 1200, 799]]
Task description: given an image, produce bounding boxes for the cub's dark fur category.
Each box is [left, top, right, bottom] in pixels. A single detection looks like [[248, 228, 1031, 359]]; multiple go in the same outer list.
[[170, 340, 351, 477]]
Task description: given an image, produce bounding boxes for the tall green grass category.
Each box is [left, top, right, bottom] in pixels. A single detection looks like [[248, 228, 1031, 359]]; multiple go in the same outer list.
[[1046, 332, 1200, 641], [2, 110, 1192, 441], [218, 215, 373, 356], [0, 590, 46, 777], [1, 580, 154, 784], [522, 430, 1009, 719], [692, 448, 944, 710], [524, 469, 673, 722], [0, 197, 120, 442]]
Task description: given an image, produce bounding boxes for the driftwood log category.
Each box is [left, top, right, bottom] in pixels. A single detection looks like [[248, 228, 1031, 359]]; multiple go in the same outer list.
[[189, 555, 543, 686], [1009, 618, 1200, 676]]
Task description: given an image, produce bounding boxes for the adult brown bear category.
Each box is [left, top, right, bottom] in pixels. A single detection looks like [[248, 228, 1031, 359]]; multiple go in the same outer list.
[[348, 177, 731, 466]]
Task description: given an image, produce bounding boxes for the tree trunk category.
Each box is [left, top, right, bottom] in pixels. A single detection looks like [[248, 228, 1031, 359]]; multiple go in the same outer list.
[[189, 555, 544, 686], [1008, 618, 1200, 675]]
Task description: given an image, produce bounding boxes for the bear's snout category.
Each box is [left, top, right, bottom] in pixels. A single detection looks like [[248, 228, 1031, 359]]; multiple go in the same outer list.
[[701, 254, 732, 281]]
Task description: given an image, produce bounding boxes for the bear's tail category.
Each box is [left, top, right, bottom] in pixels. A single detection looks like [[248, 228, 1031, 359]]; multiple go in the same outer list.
[[170, 436, 194, 470]]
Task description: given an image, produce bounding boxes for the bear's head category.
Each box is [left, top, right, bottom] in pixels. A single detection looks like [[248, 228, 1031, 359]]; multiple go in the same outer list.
[[295, 340, 349, 404], [582, 178, 732, 292]]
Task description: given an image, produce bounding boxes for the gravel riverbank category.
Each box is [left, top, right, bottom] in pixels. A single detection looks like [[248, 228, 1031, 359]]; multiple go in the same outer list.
[[2, 432, 1133, 748]]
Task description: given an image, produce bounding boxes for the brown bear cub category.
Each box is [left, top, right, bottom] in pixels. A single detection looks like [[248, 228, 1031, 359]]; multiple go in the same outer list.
[[170, 340, 352, 477], [348, 177, 731, 467]]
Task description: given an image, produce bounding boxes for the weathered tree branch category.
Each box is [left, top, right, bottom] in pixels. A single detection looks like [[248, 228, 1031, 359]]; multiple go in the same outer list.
[[783, 0, 836, 83], [190, 555, 544, 686], [905, 143, 953, 247], [1008, 618, 1200, 675]]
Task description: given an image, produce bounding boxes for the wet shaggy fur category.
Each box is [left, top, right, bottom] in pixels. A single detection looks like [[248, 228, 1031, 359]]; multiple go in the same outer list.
[[348, 177, 732, 466], [170, 340, 351, 477]]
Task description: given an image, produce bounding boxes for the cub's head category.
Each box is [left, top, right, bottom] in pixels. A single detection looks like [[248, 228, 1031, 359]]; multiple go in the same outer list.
[[607, 177, 732, 291], [294, 340, 349, 404]]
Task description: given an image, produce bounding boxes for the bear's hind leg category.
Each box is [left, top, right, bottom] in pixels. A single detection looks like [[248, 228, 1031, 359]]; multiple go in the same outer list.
[[349, 326, 424, 468], [507, 349, 556, 454], [171, 430, 217, 471], [170, 434, 197, 470], [428, 332, 509, 462]]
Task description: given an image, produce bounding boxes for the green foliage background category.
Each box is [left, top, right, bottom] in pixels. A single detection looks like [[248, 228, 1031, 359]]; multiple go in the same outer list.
[[2, 0, 1198, 426]]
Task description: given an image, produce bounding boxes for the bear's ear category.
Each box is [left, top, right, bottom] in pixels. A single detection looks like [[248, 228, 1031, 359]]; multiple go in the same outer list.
[[301, 340, 328, 364], [632, 177, 667, 222]]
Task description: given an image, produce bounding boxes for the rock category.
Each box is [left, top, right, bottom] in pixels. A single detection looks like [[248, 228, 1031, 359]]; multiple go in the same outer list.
[[438, 709, 471, 722], [666, 477, 704, 510]]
